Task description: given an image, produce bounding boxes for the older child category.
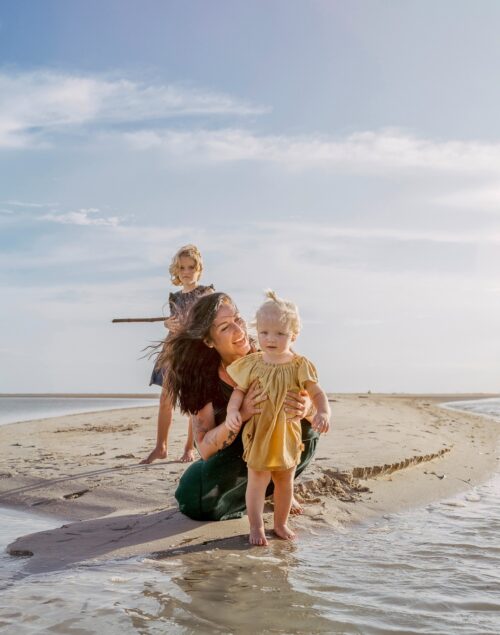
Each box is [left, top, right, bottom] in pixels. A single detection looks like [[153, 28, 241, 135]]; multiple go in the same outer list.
[[225, 290, 330, 545], [141, 244, 214, 464]]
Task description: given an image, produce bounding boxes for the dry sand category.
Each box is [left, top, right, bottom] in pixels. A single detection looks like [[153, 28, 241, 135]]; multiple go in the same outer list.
[[1, 394, 499, 573]]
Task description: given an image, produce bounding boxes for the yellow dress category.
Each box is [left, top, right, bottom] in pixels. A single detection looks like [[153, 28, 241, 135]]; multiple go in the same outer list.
[[226, 352, 318, 472]]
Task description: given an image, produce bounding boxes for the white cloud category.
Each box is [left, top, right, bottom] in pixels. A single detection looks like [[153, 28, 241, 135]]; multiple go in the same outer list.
[[2, 199, 55, 208], [435, 185, 500, 211], [0, 70, 267, 148], [125, 127, 500, 175], [40, 208, 122, 227], [2, 219, 500, 392], [257, 221, 500, 245]]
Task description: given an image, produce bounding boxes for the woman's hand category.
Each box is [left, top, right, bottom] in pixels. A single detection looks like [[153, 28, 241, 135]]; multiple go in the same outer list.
[[240, 379, 267, 422], [284, 390, 312, 421]]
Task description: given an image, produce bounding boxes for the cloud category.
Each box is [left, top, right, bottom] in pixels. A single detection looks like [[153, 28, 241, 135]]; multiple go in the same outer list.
[[256, 222, 500, 245], [2, 199, 54, 208], [124, 128, 500, 175], [0, 70, 267, 148], [40, 208, 122, 227], [435, 185, 500, 211]]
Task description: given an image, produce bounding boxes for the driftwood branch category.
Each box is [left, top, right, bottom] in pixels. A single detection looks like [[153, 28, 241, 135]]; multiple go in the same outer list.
[[112, 317, 167, 323]]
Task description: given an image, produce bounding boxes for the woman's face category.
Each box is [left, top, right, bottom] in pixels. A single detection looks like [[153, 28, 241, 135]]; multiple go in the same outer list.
[[208, 303, 250, 364]]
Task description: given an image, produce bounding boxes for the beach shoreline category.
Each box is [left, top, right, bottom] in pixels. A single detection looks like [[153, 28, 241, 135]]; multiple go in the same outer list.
[[1, 393, 499, 573]]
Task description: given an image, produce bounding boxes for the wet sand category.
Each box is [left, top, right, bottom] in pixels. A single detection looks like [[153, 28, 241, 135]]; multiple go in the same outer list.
[[1, 394, 499, 573]]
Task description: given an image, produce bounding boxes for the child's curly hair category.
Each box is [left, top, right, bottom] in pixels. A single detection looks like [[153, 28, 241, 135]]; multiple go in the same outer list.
[[169, 244, 203, 286], [254, 289, 301, 335]]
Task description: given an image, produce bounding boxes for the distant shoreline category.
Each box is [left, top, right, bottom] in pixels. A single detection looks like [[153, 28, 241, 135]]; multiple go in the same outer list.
[[0, 393, 159, 399], [1, 392, 499, 400]]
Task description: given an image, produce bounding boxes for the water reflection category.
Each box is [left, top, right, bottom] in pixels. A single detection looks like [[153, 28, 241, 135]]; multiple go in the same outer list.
[[135, 544, 336, 634]]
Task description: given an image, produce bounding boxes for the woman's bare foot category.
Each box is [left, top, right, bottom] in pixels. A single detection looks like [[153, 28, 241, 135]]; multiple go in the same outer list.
[[273, 524, 297, 541], [140, 446, 167, 465], [249, 526, 268, 546], [179, 448, 196, 463], [290, 496, 304, 515]]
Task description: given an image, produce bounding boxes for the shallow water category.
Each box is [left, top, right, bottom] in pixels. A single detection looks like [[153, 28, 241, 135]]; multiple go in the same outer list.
[[1, 475, 499, 634], [0, 398, 499, 634], [0, 396, 158, 426], [443, 397, 500, 422]]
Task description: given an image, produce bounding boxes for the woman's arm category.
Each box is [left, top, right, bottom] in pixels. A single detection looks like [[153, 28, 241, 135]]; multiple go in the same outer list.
[[191, 402, 241, 460], [192, 383, 266, 460]]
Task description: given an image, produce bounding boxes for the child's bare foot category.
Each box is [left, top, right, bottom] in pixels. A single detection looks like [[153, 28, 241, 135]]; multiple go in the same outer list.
[[179, 448, 195, 463], [290, 496, 304, 515], [140, 446, 167, 465], [249, 526, 268, 546], [273, 524, 297, 541]]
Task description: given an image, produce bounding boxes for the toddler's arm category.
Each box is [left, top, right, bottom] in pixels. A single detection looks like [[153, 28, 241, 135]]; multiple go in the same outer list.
[[226, 387, 246, 432], [304, 381, 331, 434]]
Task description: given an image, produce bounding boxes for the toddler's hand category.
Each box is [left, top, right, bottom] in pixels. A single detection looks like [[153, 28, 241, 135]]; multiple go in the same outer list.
[[312, 412, 330, 434], [225, 410, 243, 433]]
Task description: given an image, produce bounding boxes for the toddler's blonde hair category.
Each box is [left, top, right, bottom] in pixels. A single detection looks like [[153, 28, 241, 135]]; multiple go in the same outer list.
[[169, 244, 203, 286], [255, 289, 301, 335]]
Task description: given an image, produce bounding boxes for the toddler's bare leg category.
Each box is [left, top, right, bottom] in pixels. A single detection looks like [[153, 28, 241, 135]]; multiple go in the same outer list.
[[272, 467, 297, 541], [246, 468, 271, 546]]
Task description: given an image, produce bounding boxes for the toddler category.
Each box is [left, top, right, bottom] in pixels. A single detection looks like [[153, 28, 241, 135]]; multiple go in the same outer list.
[[226, 290, 330, 545]]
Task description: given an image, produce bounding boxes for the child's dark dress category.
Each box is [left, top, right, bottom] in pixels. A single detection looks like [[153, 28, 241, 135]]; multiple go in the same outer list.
[[149, 284, 214, 386]]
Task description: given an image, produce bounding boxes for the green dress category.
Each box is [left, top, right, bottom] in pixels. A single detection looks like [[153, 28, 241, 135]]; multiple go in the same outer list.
[[174, 379, 319, 520]]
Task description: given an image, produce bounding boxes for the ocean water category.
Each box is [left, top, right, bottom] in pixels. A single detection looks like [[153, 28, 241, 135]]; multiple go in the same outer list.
[[0, 396, 159, 426], [443, 397, 500, 421], [0, 398, 499, 634]]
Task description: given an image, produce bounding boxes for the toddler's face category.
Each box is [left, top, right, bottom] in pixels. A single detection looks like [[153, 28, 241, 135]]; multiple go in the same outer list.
[[257, 313, 295, 355], [177, 256, 200, 286]]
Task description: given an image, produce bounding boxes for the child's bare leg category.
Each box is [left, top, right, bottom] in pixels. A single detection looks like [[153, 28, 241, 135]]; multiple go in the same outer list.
[[140, 388, 173, 464], [272, 467, 297, 540], [179, 416, 196, 463], [246, 468, 271, 546]]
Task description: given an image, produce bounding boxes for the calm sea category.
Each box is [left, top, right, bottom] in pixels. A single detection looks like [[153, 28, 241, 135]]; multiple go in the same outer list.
[[0, 395, 159, 426], [0, 398, 499, 634]]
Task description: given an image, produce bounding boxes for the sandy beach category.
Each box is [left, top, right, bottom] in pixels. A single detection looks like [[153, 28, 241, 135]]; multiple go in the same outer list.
[[1, 394, 499, 574]]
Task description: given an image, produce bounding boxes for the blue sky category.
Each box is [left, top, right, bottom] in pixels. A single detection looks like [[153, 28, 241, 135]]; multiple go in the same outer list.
[[1, 1, 499, 393]]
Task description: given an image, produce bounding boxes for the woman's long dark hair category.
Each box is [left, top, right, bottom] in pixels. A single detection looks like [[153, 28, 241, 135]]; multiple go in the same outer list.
[[158, 292, 235, 414]]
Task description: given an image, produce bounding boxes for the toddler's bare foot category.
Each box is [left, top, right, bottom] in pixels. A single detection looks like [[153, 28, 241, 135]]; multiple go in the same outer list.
[[290, 496, 304, 515], [249, 526, 268, 546], [273, 524, 297, 541], [140, 446, 167, 465], [179, 448, 195, 463]]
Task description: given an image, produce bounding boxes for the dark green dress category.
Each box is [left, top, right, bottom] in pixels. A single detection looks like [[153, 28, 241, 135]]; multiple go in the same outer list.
[[174, 379, 319, 520]]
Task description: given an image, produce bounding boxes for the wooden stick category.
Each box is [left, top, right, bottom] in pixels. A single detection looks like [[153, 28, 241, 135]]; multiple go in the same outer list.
[[112, 317, 167, 323]]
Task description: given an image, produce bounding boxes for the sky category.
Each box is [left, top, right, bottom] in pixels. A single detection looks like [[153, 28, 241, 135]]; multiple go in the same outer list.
[[1, 0, 499, 394]]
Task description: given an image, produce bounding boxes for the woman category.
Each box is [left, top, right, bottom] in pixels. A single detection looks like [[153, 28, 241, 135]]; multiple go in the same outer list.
[[160, 292, 319, 521]]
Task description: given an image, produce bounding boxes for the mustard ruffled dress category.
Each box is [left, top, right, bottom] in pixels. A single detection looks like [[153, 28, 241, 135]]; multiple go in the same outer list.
[[226, 352, 318, 472]]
